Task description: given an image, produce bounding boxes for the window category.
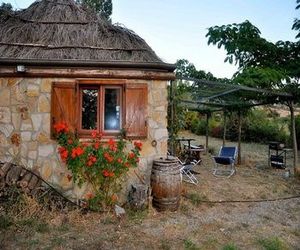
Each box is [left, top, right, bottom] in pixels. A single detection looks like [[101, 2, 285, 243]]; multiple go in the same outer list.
[[51, 81, 148, 139], [79, 85, 122, 135]]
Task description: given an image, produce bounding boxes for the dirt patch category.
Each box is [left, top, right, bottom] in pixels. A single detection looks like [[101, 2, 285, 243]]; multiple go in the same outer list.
[[1, 133, 300, 249]]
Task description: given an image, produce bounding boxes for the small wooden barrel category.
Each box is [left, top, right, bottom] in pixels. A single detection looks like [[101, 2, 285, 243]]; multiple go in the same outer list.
[[151, 157, 181, 211]]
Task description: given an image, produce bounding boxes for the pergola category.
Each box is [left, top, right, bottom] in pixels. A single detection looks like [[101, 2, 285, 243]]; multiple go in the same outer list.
[[169, 77, 298, 169]]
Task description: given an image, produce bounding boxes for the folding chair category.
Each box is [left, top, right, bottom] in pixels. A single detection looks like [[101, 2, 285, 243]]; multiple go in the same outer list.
[[179, 159, 201, 185], [212, 146, 237, 178]]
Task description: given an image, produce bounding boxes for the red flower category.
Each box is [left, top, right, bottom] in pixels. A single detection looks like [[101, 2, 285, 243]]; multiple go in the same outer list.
[[108, 138, 117, 152], [102, 169, 114, 177], [104, 152, 113, 163], [91, 131, 97, 138], [71, 147, 84, 158], [67, 139, 73, 144], [134, 141, 143, 151], [53, 122, 69, 133], [58, 147, 68, 162], [124, 162, 131, 168], [128, 152, 135, 159], [87, 155, 97, 167], [85, 192, 94, 200], [102, 169, 109, 177], [94, 142, 100, 150], [117, 158, 122, 164]]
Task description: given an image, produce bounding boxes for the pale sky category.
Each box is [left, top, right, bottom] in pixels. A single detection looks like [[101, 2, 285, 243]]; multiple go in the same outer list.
[[1, 0, 298, 78]]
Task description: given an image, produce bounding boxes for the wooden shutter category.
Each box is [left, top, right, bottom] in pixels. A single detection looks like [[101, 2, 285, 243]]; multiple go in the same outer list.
[[125, 83, 148, 138], [51, 82, 78, 136]]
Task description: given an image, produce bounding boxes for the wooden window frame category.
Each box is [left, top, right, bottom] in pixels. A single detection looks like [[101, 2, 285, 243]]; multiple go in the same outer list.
[[51, 80, 148, 140], [77, 82, 124, 138]]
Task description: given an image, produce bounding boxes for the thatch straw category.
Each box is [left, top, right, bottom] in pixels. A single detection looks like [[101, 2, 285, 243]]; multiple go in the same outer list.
[[0, 0, 162, 63]]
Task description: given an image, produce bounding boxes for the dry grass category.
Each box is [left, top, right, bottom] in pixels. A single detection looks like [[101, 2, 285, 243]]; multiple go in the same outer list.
[[1, 132, 300, 249]]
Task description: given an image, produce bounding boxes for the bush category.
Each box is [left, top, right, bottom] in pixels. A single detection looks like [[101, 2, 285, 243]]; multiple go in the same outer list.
[[187, 109, 289, 144], [53, 122, 142, 210], [184, 111, 199, 130], [242, 110, 288, 144]]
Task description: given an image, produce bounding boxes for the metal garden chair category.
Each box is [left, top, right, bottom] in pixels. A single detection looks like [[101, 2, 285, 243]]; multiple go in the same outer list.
[[212, 146, 237, 178]]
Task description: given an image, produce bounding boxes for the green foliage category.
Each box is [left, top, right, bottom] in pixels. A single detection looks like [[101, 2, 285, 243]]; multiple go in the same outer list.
[[187, 109, 288, 144], [222, 243, 239, 250], [175, 59, 217, 81], [190, 118, 206, 135], [206, 19, 300, 108], [242, 109, 287, 143], [184, 111, 199, 130], [76, 0, 112, 20], [0, 2, 13, 11], [257, 237, 288, 250], [0, 215, 13, 230], [206, 20, 300, 80], [226, 109, 288, 143], [127, 208, 148, 223], [183, 239, 199, 250], [54, 122, 142, 210], [186, 192, 207, 206], [292, 0, 300, 39], [233, 67, 285, 89], [35, 222, 50, 233]]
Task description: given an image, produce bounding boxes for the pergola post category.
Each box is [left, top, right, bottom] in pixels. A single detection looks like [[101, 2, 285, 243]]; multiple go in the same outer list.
[[205, 112, 210, 154], [237, 110, 242, 165], [288, 100, 298, 171], [222, 110, 227, 147]]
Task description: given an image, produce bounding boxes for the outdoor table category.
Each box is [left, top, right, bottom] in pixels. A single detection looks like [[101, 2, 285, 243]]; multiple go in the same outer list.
[[175, 138, 195, 152], [189, 146, 205, 161]]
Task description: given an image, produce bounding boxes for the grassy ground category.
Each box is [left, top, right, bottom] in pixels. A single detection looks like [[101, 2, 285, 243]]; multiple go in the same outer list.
[[1, 132, 300, 249]]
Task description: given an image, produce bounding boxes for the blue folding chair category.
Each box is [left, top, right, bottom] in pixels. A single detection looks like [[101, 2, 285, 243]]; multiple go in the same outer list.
[[212, 146, 237, 178]]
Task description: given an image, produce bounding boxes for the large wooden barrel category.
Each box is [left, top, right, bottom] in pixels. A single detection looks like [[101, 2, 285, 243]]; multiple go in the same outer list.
[[151, 157, 181, 211]]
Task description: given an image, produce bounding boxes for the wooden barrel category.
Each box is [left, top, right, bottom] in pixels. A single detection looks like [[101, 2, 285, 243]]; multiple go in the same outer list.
[[151, 157, 181, 211]]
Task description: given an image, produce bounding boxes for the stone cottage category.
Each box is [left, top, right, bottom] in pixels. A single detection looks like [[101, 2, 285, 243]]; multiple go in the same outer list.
[[0, 0, 175, 199]]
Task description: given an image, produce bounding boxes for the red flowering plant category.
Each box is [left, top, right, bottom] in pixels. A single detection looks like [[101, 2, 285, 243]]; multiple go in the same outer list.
[[53, 122, 142, 210]]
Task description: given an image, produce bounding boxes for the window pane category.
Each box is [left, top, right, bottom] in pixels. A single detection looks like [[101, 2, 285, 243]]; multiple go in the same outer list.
[[82, 89, 98, 130], [104, 88, 120, 130]]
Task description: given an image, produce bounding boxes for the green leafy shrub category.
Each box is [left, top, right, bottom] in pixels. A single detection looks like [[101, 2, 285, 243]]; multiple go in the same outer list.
[[222, 243, 239, 250], [257, 237, 288, 250], [184, 111, 199, 130], [53, 122, 142, 210]]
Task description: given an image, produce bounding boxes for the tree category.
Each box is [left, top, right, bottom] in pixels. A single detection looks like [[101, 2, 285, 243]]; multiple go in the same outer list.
[[206, 5, 300, 169], [76, 0, 112, 21], [0, 2, 13, 13], [292, 0, 300, 38]]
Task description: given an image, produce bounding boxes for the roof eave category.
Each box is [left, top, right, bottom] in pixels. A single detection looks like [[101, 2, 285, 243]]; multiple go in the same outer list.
[[0, 58, 176, 72]]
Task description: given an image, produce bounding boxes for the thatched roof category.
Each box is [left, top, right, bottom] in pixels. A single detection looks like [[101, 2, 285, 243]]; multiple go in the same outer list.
[[0, 0, 173, 69]]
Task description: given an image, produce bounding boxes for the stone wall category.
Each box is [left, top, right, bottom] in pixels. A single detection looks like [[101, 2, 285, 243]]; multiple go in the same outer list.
[[0, 77, 169, 200]]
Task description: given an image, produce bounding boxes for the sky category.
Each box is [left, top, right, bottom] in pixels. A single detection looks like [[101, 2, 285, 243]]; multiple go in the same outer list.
[[1, 0, 298, 78]]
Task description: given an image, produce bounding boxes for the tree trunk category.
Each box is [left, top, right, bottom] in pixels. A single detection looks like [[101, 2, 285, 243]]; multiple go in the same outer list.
[[288, 101, 298, 171], [237, 111, 242, 165], [223, 111, 227, 147]]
